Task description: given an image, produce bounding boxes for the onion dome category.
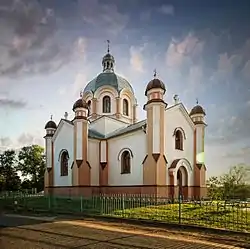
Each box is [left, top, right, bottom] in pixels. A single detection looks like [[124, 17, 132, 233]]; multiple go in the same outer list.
[[83, 40, 134, 95], [145, 78, 166, 95], [45, 120, 57, 129], [190, 105, 206, 116], [84, 72, 134, 94], [72, 98, 88, 111], [145, 70, 166, 95]]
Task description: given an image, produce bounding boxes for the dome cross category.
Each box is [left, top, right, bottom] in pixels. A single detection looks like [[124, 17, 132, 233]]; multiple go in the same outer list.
[[107, 39, 110, 53]]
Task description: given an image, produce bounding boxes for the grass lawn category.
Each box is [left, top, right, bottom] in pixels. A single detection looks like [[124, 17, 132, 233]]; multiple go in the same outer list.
[[1, 195, 249, 232]]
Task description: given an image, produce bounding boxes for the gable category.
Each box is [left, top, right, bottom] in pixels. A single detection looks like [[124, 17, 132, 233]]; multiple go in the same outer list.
[[52, 119, 73, 142], [89, 116, 128, 136], [166, 103, 195, 130]]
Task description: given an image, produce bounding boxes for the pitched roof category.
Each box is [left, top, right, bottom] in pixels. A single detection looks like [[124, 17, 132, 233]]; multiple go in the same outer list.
[[88, 129, 105, 139], [106, 119, 146, 139]]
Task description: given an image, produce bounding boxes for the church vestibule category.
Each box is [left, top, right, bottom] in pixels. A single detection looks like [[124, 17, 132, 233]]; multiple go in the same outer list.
[[177, 166, 188, 199]]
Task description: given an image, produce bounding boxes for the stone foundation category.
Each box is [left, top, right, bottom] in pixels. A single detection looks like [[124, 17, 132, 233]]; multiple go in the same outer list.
[[45, 185, 207, 199]]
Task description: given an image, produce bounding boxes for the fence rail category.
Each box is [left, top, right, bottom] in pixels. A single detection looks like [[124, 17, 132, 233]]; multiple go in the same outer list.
[[0, 193, 249, 233]]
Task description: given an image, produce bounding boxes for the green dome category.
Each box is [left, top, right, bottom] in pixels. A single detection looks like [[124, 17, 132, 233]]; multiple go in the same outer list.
[[83, 72, 134, 94]]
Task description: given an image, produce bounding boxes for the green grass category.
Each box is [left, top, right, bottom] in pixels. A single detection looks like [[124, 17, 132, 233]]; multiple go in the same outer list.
[[1, 195, 249, 232]]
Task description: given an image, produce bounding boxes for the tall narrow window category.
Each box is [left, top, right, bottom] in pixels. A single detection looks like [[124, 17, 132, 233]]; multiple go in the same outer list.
[[175, 130, 183, 150], [123, 99, 129, 116], [87, 100, 91, 116], [121, 151, 131, 174], [60, 151, 69, 176], [103, 95, 111, 113]]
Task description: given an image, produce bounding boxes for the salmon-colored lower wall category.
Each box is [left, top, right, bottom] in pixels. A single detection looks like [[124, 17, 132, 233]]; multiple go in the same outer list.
[[45, 185, 207, 199]]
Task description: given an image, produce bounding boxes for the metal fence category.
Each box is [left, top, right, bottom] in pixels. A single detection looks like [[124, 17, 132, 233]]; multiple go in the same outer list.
[[0, 193, 249, 233]]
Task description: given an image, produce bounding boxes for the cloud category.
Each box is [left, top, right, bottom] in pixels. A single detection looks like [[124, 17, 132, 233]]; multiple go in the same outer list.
[[78, 0, 128, 36], [0, 137, 12, 147], [223, 146, 250, 158], [0, 132, 44, 153], [129, 45, 146, 73], [165, 33, 204, 72], [158, 5, 174, 16], [0, 0, 87, 78], [139, 10, 151, 22], [206, 107, 250, 145], [0, 97, 26, 109], [73, 73, 87, 97]]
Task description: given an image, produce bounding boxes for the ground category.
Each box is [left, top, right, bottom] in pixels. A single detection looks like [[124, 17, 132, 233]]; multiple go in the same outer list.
[[0, 214, 246, 249]]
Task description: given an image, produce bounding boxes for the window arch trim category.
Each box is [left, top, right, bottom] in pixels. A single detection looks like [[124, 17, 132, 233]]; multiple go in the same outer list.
[[118, 148, 133, 175], [117, 148, 133, 161], [58, 149, 69, 161], [173, 127, 186, 139]]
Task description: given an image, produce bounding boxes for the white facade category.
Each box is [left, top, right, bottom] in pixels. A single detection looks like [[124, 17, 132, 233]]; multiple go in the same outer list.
[[52, 120, 73, 187]]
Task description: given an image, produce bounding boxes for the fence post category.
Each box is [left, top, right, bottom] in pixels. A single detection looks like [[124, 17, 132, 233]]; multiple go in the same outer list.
[[80, 196, 83, 213], [48, 194, 51, 210], [178, 193, 182, 224]]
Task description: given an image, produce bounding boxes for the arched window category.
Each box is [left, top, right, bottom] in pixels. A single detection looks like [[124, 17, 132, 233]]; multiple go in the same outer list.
[[123, 99, 129, 116], [87, 100, 91, 116], [121, 150, 131, 174], [175, 130, 183, 150], [60, 151, 69, 176], [103, 95, 111, 113]]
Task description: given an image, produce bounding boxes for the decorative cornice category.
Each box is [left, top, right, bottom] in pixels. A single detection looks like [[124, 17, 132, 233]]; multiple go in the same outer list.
[[76, 160, 83, 168], [100, 162, 107, 169], [152, 153, 160, 162], [143, 99, 167, 110]]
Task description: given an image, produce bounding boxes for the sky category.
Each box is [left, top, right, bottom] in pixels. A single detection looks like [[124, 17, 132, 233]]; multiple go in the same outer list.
[[0, 0, 250, 177]]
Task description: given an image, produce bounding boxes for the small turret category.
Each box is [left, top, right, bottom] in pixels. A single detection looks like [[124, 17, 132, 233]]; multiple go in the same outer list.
[[44, 115, 57, 137], [143, 70, 168, 196], [72, 93, 90, 186], [72, 93, 89, 120], [44, 115, 57, 193], [190, 99, 206, 125]]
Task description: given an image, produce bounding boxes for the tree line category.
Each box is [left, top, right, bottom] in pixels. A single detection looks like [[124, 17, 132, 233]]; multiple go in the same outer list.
[[0, 145, 45, 193], [207, 164, 250, 200]]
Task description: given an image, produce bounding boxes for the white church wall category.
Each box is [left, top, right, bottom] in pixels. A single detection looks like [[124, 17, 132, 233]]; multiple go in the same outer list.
[[53, 122, 73, 187], [108, 130, 146, 186], [89, 116, 127, 136], [165, 106, 195, 186], [88, 139, 100, 186]]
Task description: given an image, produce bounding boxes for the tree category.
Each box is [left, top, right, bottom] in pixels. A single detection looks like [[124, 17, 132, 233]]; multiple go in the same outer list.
[[17, 145, 45, 192], [207, 164, 250, 200], [0, 150, 21, 191]]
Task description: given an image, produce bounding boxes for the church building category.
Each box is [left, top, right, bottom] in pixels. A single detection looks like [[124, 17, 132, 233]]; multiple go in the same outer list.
[[44, 45, 207, 199]]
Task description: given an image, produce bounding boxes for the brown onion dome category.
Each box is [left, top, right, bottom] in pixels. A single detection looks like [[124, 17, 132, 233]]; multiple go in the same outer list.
[[190, 105, 206, 116], [45, 120, 57, 129], [72, 98, 88, 111], [145, 78, 166, 96]]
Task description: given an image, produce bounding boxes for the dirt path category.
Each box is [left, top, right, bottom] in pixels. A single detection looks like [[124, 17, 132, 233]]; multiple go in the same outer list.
[[0, 214, 247, 249]]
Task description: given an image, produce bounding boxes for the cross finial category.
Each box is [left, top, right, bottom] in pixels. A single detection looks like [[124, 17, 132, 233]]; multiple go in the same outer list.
[[107, 39, 110, 53], [64, 112, 68, 120], [173, 94, 179, 104], [80, 90, 83, 97], [153, 69, 157, 78], [50, 114, 53, 120], [196, 98, 199, 105]]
